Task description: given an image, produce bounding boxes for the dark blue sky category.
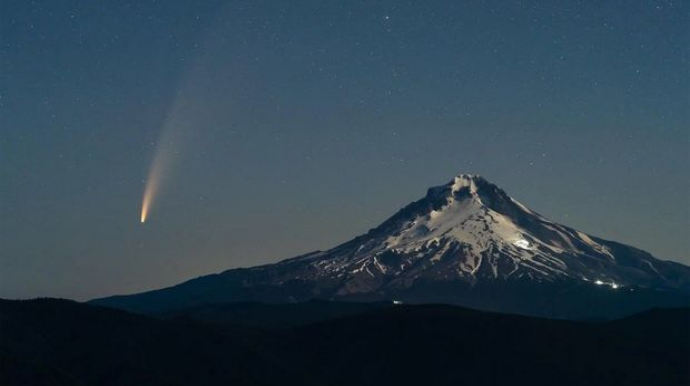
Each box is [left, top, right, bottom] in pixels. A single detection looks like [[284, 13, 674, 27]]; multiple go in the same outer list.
[[2, 0, 688, 300]]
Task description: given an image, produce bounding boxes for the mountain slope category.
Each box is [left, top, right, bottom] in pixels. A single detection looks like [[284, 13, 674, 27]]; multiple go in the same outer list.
[[93, 174, 690, 318]]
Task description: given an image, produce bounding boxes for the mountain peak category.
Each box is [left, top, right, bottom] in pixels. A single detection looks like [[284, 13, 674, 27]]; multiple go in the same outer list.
[[427, 173, 481, 199], [453, 172, 483, 182], [452, 173, 483, 187], [92, 174, 690, 319], [429, 174, 485, 194], [424, 173, 515, 215], [449, 174, 486, 196]]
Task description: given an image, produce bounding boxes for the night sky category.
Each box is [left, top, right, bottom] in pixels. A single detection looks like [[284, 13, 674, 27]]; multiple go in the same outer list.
[[2, 1, 688, 300]]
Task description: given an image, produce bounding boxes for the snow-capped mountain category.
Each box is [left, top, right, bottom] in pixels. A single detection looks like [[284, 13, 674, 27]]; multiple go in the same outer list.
[[93, 174, 690, 319]]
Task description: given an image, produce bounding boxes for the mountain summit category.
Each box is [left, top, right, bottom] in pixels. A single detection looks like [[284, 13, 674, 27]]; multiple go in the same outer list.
[[93, 174, 690, 319]]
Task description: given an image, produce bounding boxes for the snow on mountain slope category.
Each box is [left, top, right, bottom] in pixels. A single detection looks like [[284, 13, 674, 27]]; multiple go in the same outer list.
[[92, 174, 690, 318], [257, 174, 687, 294]]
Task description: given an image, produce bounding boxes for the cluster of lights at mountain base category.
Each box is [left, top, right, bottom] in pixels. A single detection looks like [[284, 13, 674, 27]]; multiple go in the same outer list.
[[590, 279, 620, 290]]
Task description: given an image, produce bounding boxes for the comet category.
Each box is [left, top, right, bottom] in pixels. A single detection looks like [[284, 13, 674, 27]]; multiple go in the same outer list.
[[139, 93, 192, 224], [140, 183, 152, 223], [139, 124, 183, 224], [140, 127, 178, 224], [139, 145, 164, 224], [138, 16, 227, 224], [140, 169, 157, 223]]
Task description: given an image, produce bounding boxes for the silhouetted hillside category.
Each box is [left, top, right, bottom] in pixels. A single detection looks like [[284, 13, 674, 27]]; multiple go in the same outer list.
[[2, 299, 688, 386], [0, 299, 301, 386], [161, 299, 394, 329]]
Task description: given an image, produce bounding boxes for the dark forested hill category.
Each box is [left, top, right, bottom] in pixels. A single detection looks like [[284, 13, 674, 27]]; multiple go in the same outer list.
[[2, 299, 688, 386]]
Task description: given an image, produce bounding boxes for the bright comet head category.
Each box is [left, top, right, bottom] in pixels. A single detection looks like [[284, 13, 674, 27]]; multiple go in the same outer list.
[[140, 179, 154, 224]]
